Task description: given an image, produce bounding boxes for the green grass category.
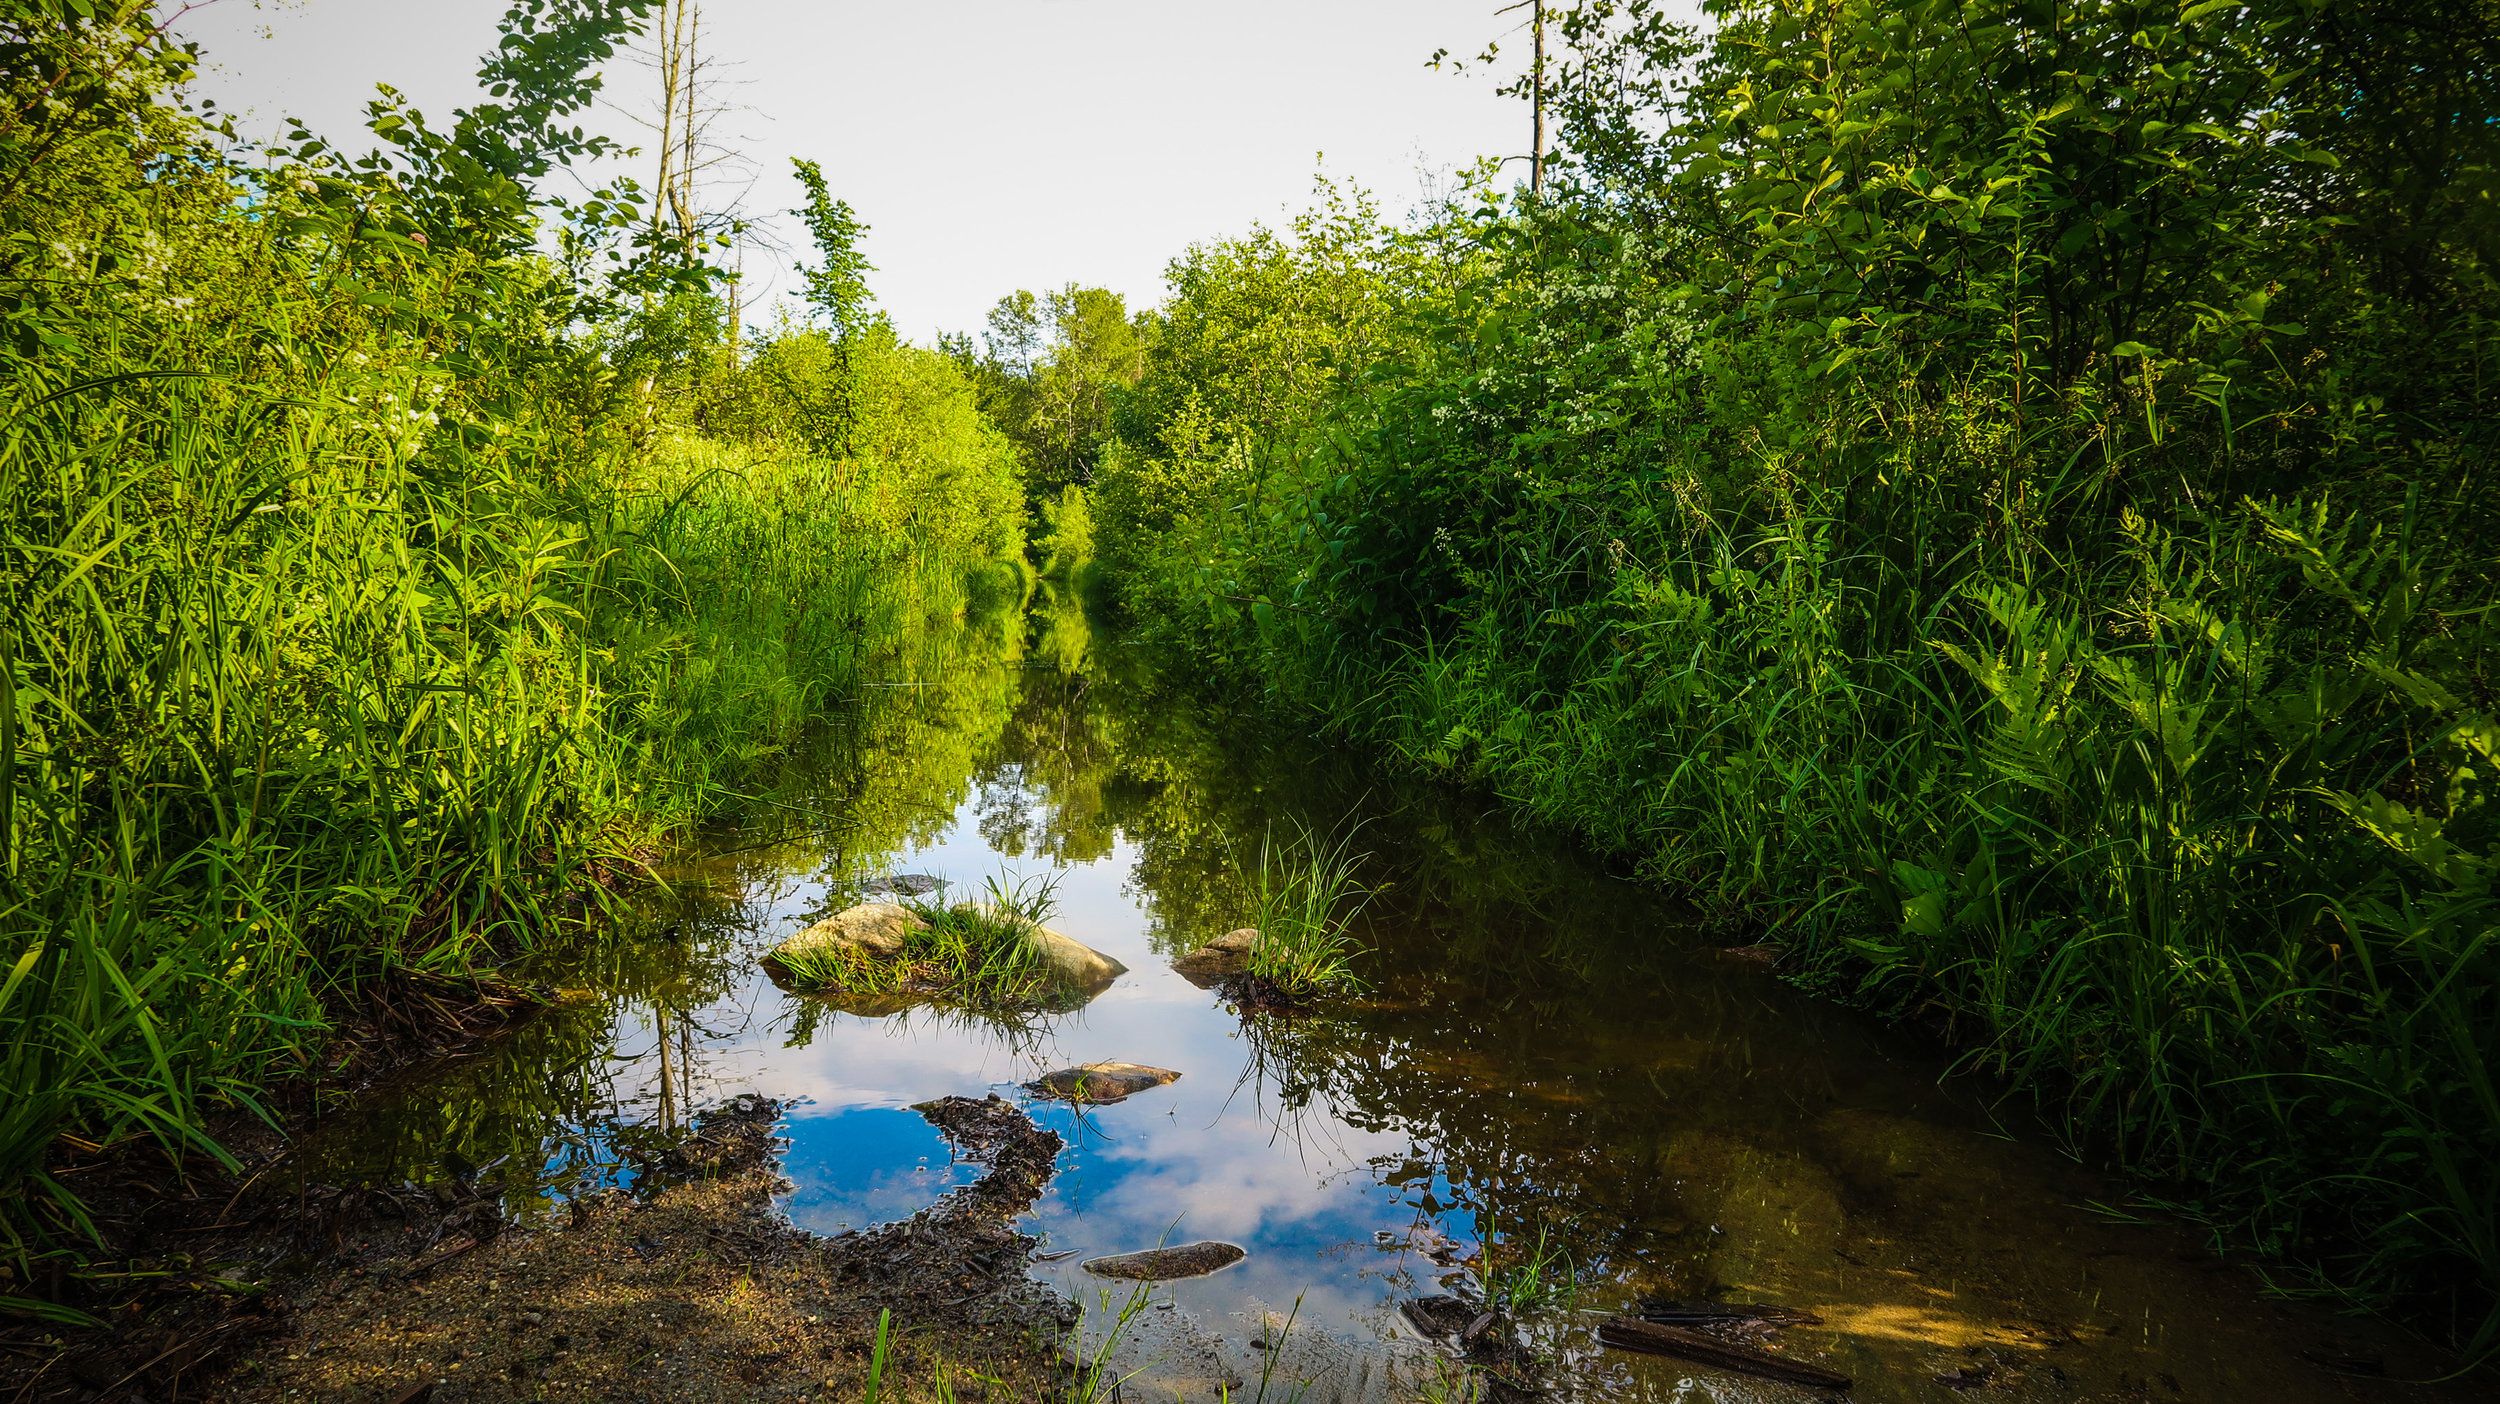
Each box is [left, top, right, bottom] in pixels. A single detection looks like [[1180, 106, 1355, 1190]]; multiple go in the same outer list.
[[1241, 824, 1374, 993], [1467, 1209, 1577, 1316], [862, 1306, 892, 1404], [777, 872, 1068, 1010], [0, 279, 1016, 1313], [1266, 488, 2500, 1349]]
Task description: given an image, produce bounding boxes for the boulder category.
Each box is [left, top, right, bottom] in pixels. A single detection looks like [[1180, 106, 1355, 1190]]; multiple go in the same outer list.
[[761, 902, 927, 983], [1079, 1241, 1247, 1280], [1027, 1063, 1181, 1104], [1030, 922, 1128, 991], [1170, 927, 1260, 987]]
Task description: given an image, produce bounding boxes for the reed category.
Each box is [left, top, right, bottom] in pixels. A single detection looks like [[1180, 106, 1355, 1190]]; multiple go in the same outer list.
[[1242, 823, 1374, 993]]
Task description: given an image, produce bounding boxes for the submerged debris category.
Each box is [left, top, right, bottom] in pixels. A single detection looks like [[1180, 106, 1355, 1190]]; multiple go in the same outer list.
[[1598, 1315, 1851, 1390], [623, 1091, 782, 1192], [1400, 1294, 1477, 1338]]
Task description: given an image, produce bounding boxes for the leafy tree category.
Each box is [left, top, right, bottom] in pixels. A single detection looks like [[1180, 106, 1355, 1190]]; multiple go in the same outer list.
[[1028, 285, 1146, 493], [790, 156, 875, 335], [952, 284, 1150, 509]]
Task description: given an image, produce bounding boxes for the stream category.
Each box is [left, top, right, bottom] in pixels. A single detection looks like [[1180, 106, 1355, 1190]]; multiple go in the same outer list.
[[294, 588, 2463, 1403]]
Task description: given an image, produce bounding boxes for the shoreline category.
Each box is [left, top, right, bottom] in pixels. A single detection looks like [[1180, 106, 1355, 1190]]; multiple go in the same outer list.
[[2, 1095, 1075, 1404]]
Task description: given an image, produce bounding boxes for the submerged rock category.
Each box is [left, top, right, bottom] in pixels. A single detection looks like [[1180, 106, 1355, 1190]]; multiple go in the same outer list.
[[1703, 943, 1786, 971], [1026, 1062, 1181, 1104], [1079, 1240, 1247, 1280], [761, 902, 927, 980], [1170, 927, 1259, 987], [867, 873, 946, 896]]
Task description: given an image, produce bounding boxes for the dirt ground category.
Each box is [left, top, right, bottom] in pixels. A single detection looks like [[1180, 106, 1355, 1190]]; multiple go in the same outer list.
[[2, 1095, 1079, 1404]]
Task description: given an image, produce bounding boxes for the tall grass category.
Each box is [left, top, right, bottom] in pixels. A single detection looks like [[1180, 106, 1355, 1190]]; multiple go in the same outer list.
[[1241, 823, 1374, 993], [0, 285, 1012, 1313], [0, 0, 1037, 1328], [1317, 482, 2500, 1344], [1468, 1208, 1577, 1316]]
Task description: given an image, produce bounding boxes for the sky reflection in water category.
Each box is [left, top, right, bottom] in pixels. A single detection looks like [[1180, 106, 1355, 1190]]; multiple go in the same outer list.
[[297, 598, 2483, 1404], [668, 803, 1481, 1355]]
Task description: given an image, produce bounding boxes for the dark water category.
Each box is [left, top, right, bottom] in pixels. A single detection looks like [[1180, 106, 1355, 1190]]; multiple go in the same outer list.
[[301, 588, 2469, 1403]]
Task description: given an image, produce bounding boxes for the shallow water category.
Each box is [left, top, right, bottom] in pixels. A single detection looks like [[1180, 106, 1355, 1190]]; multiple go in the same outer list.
[[302, 591, 2472, 1403]]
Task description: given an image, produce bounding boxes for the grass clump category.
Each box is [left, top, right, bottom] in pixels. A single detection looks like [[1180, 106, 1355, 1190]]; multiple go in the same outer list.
[[1242, 824, 1373, 994], [784, 873, 1066, 1010], [1468, 1209, 1578, 1317]]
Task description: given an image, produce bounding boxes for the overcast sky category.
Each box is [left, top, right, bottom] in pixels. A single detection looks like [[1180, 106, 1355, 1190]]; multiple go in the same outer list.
[[170, 0, 1657, 343]]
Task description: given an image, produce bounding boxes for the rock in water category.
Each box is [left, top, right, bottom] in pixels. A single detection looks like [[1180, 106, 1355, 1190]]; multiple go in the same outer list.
[[1080, 1241, 1247, 1280], [1170, 927, 1260, 987], [1026, 1063, 1181, 1104], [1029, 922, 1128, 991], [761, 903, 1125, 1006], [760, 903, 927, 982]]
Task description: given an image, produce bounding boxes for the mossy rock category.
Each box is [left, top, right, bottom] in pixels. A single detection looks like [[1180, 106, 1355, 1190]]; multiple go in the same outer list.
[[760, 902, 1128, 1009]]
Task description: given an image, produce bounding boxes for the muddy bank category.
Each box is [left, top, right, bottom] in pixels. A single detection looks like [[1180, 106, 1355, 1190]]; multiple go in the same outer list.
[[3, 1095, 1075, 1404], [0, 970, 566, 1402]]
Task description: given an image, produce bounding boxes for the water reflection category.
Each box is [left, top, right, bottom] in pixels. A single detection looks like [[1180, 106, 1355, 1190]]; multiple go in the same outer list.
[[297, 578, 2475, 1404]]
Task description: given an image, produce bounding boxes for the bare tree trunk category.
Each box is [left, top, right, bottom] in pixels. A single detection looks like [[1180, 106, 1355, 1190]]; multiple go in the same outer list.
[[1531, 2, 1545, 196], [671, 1, 701, 256], [652, 0, 684, 248]]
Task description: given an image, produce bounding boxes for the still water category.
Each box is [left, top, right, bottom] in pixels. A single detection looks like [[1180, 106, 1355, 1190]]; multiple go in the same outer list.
[[302, 589, 2466, 1403]]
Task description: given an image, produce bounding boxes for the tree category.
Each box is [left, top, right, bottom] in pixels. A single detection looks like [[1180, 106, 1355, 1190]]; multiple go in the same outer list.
[[1028, 285, 1146, 493], [789, 157, 874, 336]]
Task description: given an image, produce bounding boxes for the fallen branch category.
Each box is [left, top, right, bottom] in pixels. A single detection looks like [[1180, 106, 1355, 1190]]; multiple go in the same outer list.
[[1597, 1316, 1851, 1390]]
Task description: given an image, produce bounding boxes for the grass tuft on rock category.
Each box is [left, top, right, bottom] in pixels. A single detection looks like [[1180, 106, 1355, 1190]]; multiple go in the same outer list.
[[782, 873, 1066, 1010], [1242, 824, 1373, 994]]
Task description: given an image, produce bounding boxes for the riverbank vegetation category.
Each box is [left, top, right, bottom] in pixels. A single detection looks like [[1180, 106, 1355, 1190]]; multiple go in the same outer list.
[[9, 0, 2496, 1370], [1069, 0, 2500, 1353], [0, 1, 1022, 1317]]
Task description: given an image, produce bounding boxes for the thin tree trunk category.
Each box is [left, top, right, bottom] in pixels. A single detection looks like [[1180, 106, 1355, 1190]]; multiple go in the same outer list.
[[1532, 2, 1545, 195]]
